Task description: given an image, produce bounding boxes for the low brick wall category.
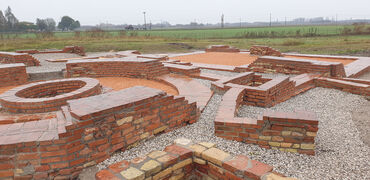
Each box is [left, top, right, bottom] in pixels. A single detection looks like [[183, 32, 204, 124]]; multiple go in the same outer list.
[[96, 138, 292, 180], [211, 72, 296, 107], [0, 52, 40, 66], [315, 77, 370, 96], [66, 58, 169, 79], [16, 46, 86, 56], [205, 45, 240, 53], [250, 45, 282, 57], [215, 88, 318, 155], [163, 63, 200, 75], [0, 86, 198, 179], [0, 78, 101, 113], [249, 56, 346, 77], [0, 63, 28, 87]]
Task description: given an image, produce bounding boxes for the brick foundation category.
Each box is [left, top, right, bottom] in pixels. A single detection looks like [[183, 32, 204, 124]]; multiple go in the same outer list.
[[16, 46, 85, 56], [0, 86, 198, 179], [249, 56, 346, 77], [0, 52, 40, 66], [0, 78, 101, 113], [0, 63, 28, 87], [96, 138, 292, 180], [214, 87, 318, 155], [66, 58, 170, 79], [205, 45, 240, 53]]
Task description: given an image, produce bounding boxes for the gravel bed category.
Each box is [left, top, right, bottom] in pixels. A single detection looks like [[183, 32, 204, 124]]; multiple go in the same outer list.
[[95, 87, 369, 180], [26, 53, 81, 73], [238, 87, 370, 179], [194, 78, 212, 88]]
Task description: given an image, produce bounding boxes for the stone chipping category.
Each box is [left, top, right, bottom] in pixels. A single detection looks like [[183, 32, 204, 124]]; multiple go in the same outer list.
[[96, 86, 370, 180]]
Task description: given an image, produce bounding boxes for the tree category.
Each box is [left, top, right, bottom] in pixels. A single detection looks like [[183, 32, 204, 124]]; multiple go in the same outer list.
[[0, 11, 6, 31], [17, 21, 37, 32], [4, 6, 18, 29], [37, 18, 56, 31], [70, 20, 80, 30], [45, 18, 56, 31], [36, 18, 47, 31], [58, 16, 77, 31]]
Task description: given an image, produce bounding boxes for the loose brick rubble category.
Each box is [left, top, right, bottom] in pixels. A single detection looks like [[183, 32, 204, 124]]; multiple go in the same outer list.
[[0, 63, 28, 88], [250, 45, 282, 57], [0, 86, 198, 179], [0, 52, 40, 66], [96, 138, 295, 180]]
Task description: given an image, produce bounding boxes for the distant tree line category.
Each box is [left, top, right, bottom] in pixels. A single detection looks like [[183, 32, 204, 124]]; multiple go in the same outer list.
[[0, 6, 80, 32]]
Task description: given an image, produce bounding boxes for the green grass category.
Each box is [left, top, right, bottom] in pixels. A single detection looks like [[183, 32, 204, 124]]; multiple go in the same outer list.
[[1, 25, 366, 40], [1, 25, 370, 56]]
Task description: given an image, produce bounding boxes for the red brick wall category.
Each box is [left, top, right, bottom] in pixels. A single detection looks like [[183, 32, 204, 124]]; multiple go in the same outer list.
[[16, 46, 86, 56], [0, 86, 198, 179], [0, 63, 28, 87], [0, 52, 40, 66], [66, 58, 170, 79], [215, 87, 319, 155], [249, 56, 346, 77], [315, 77, 370, 96]]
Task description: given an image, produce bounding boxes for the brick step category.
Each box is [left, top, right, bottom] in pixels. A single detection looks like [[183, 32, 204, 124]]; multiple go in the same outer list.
[[163, 63, 200, 75], [290, 73, 316, 95], [61, 106, 73, 126], [157, 74, 213, 111], [188, 72, 227, 81]]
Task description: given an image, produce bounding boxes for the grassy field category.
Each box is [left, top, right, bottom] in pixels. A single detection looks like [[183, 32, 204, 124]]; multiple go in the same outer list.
[[1, 25, 370, 56], [2, 25, 366, 39]]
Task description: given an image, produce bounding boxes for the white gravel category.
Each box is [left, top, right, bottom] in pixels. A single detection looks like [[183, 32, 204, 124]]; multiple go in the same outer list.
[[96, 87, 370, 180]]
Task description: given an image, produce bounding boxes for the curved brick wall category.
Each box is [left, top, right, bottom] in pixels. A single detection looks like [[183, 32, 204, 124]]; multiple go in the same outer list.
[[0, 78, 101, 113]]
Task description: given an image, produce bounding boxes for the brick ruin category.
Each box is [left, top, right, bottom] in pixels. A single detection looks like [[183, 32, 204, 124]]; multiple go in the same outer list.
[[0, 78, 101, 113], [0, 63, 28, 87], [205, 45, 240, 53], [16, 46, 86, 56], [96, 138, 289, 180], [0, 86, 198, 179], [0, 52, 40, 66], [0, 45, 369, 179], [249, 45, 282, 57]]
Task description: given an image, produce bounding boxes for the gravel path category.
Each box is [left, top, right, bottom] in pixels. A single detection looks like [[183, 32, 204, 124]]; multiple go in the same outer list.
[[90, 87, 369, 180]]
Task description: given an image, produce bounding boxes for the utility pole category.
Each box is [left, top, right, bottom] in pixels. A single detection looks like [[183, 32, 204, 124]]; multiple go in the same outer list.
[[143, 11, 147, 30], [269, 13, 272, 27], [285, 17, 287, 26], [221, 14, 224, 28]]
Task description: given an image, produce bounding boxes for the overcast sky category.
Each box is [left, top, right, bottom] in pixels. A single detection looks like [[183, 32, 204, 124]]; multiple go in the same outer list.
[[1, 0, 369, 25]]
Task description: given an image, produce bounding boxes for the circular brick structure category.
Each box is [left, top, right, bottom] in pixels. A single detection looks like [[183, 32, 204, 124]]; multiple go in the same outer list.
[[0, 78, 101, 113]]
